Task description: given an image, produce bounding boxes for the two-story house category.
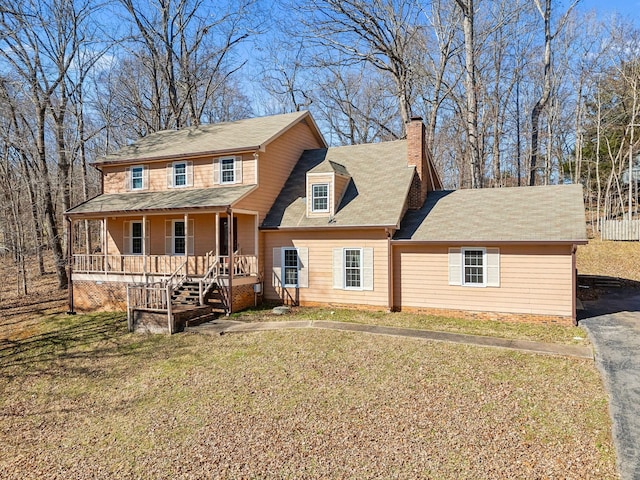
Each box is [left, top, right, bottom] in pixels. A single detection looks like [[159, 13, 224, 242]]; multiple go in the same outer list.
[[66, 111, 587, 333]]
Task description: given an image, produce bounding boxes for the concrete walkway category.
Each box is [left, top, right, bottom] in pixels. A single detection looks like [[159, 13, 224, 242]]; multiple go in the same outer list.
[[187, 319, 593, 359], [580, 289, 640, 480]]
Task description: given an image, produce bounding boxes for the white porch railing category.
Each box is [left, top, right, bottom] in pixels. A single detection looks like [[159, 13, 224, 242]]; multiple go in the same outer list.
[[73, 253, 259, 277], [220, 255, 259, 277]]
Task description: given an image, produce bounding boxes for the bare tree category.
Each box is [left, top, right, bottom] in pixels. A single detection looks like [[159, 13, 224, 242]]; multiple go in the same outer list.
[[295, 0, 425, 134], [528, 0, 579, 186], [118, 0, 256, 130], [454, 0, 482, 188]]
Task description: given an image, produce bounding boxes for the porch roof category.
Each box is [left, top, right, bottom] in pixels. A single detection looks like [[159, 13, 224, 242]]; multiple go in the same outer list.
[[65, 185, 255, 217], [394, 184, 588, 243]]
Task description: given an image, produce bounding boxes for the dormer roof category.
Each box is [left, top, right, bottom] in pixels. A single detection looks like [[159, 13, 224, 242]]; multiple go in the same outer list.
[[309, 159, 350, 177]]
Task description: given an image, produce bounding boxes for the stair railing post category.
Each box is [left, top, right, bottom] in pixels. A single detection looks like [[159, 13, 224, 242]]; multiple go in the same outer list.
[[199, 279, 204, 306], [166, 283, 173, 334]]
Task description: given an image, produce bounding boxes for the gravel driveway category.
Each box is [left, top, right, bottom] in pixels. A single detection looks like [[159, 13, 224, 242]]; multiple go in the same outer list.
[[580, 289, 640, 480]]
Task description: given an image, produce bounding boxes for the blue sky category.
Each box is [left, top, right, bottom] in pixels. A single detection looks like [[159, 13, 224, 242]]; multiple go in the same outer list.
[[579, 0, 640, 22]]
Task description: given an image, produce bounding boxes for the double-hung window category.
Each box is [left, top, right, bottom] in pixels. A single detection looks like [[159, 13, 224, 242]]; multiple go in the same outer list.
[[221, 157, 235, 184], [282, 248, 299, 287], [173, 221, 186, 255], [462, 248, 485, 286], [312, 184, 329, 212], [174, 162, 187, 187], [131, 166, 144, 190], [344, 248, 362, 289], [332, 247, 373, 291], [449, 248, 499, 287], [131, 222, 143, 254]]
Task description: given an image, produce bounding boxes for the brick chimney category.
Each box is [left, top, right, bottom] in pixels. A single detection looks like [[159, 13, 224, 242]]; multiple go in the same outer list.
[[407, 116, 430, 209]]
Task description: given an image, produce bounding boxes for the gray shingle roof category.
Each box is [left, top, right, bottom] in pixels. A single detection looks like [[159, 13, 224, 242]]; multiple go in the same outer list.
[[96, 111, 323, 165], [66, 185, 254, 216], [394, 184, 587, 243], [262, 140, 414, 228]]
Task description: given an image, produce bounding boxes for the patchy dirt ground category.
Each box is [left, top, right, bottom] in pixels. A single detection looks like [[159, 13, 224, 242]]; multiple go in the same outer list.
[[0, 255, 67, 341]]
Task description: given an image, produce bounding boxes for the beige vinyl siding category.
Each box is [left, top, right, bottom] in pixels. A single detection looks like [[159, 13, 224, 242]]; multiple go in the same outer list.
[[306, 173, 333, 218], [264, 229, 389, 307], [333, 174, 350, 211], [101, 154, 256, 194], [235, 121, 324, 223], [235, 214, 256, 254], [393, 244, 574, 317]]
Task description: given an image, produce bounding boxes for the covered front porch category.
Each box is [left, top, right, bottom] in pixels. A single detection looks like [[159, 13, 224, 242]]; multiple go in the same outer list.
[[66, 208, 262, 329], [69, 209, 260, 280]]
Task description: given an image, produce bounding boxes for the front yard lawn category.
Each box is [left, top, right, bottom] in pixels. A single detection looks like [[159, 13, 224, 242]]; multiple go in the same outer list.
[[0, 311, 615, 479]]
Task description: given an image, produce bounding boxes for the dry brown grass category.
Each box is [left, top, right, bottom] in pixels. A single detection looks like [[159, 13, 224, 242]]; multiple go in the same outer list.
[[0, 254, 616, 478], [0, 311, 615, 479], [577, 238, 640, 282]]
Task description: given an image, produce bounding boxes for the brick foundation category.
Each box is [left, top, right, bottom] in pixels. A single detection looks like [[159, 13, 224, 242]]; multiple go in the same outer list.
[[397, 306, 574, 326], [73, 280, 127, 312], [231, 283, 259, 312], [73, 280, 258, 315], [297, 300, 573, 326]]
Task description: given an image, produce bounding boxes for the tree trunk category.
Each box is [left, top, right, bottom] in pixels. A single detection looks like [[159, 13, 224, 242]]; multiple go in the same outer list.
[[529, 0, 552, 186]]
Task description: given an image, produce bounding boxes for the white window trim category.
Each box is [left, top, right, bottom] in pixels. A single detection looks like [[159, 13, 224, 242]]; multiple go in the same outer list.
[[220, 157, 236, 185], [311, 183, 330, 213], [172, 219, 186, 256], [131, 165, 144, 190], [173, 161, 188, 188], [343, 247, 363, 290], [461, 247, 487, 287], [282, 247, 299, 288]]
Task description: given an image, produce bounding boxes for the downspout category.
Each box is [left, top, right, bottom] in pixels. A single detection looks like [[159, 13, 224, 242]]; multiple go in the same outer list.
[[66, 217, 75, 315], [386, 228, 394, 312], [227, 207, 233, 315]]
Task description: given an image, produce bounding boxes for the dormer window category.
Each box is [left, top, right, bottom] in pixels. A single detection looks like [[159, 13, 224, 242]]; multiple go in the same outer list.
[[131, 166, 144, 190], [311, 184, 329, 212]]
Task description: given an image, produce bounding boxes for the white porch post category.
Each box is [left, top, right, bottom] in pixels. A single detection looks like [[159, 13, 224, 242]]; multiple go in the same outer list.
[[215, 211, 220, 263], [142, 215, 147, 279], [255, 213, 259, 275], [227, 207, 233, 315], [103, 217, 109, 274], [184, 213, 189, 277]]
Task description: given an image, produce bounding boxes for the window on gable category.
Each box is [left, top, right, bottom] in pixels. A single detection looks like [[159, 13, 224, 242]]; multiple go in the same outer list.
[[344, 248, 362, 289], [174, 162, 187, 187], [131, 166, 144, 190], [131, 222, 143, 254], [312, 183, 329, 212], [463, 248, 485, 286], [221, 157, 235, 184], [283, 248, 299, 287]]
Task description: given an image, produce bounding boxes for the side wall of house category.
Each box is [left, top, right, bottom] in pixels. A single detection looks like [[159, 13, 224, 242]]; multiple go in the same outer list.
[[392, 244, 574, 318], [263, 229, 390, 308], [235, 120, 325, 223]]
